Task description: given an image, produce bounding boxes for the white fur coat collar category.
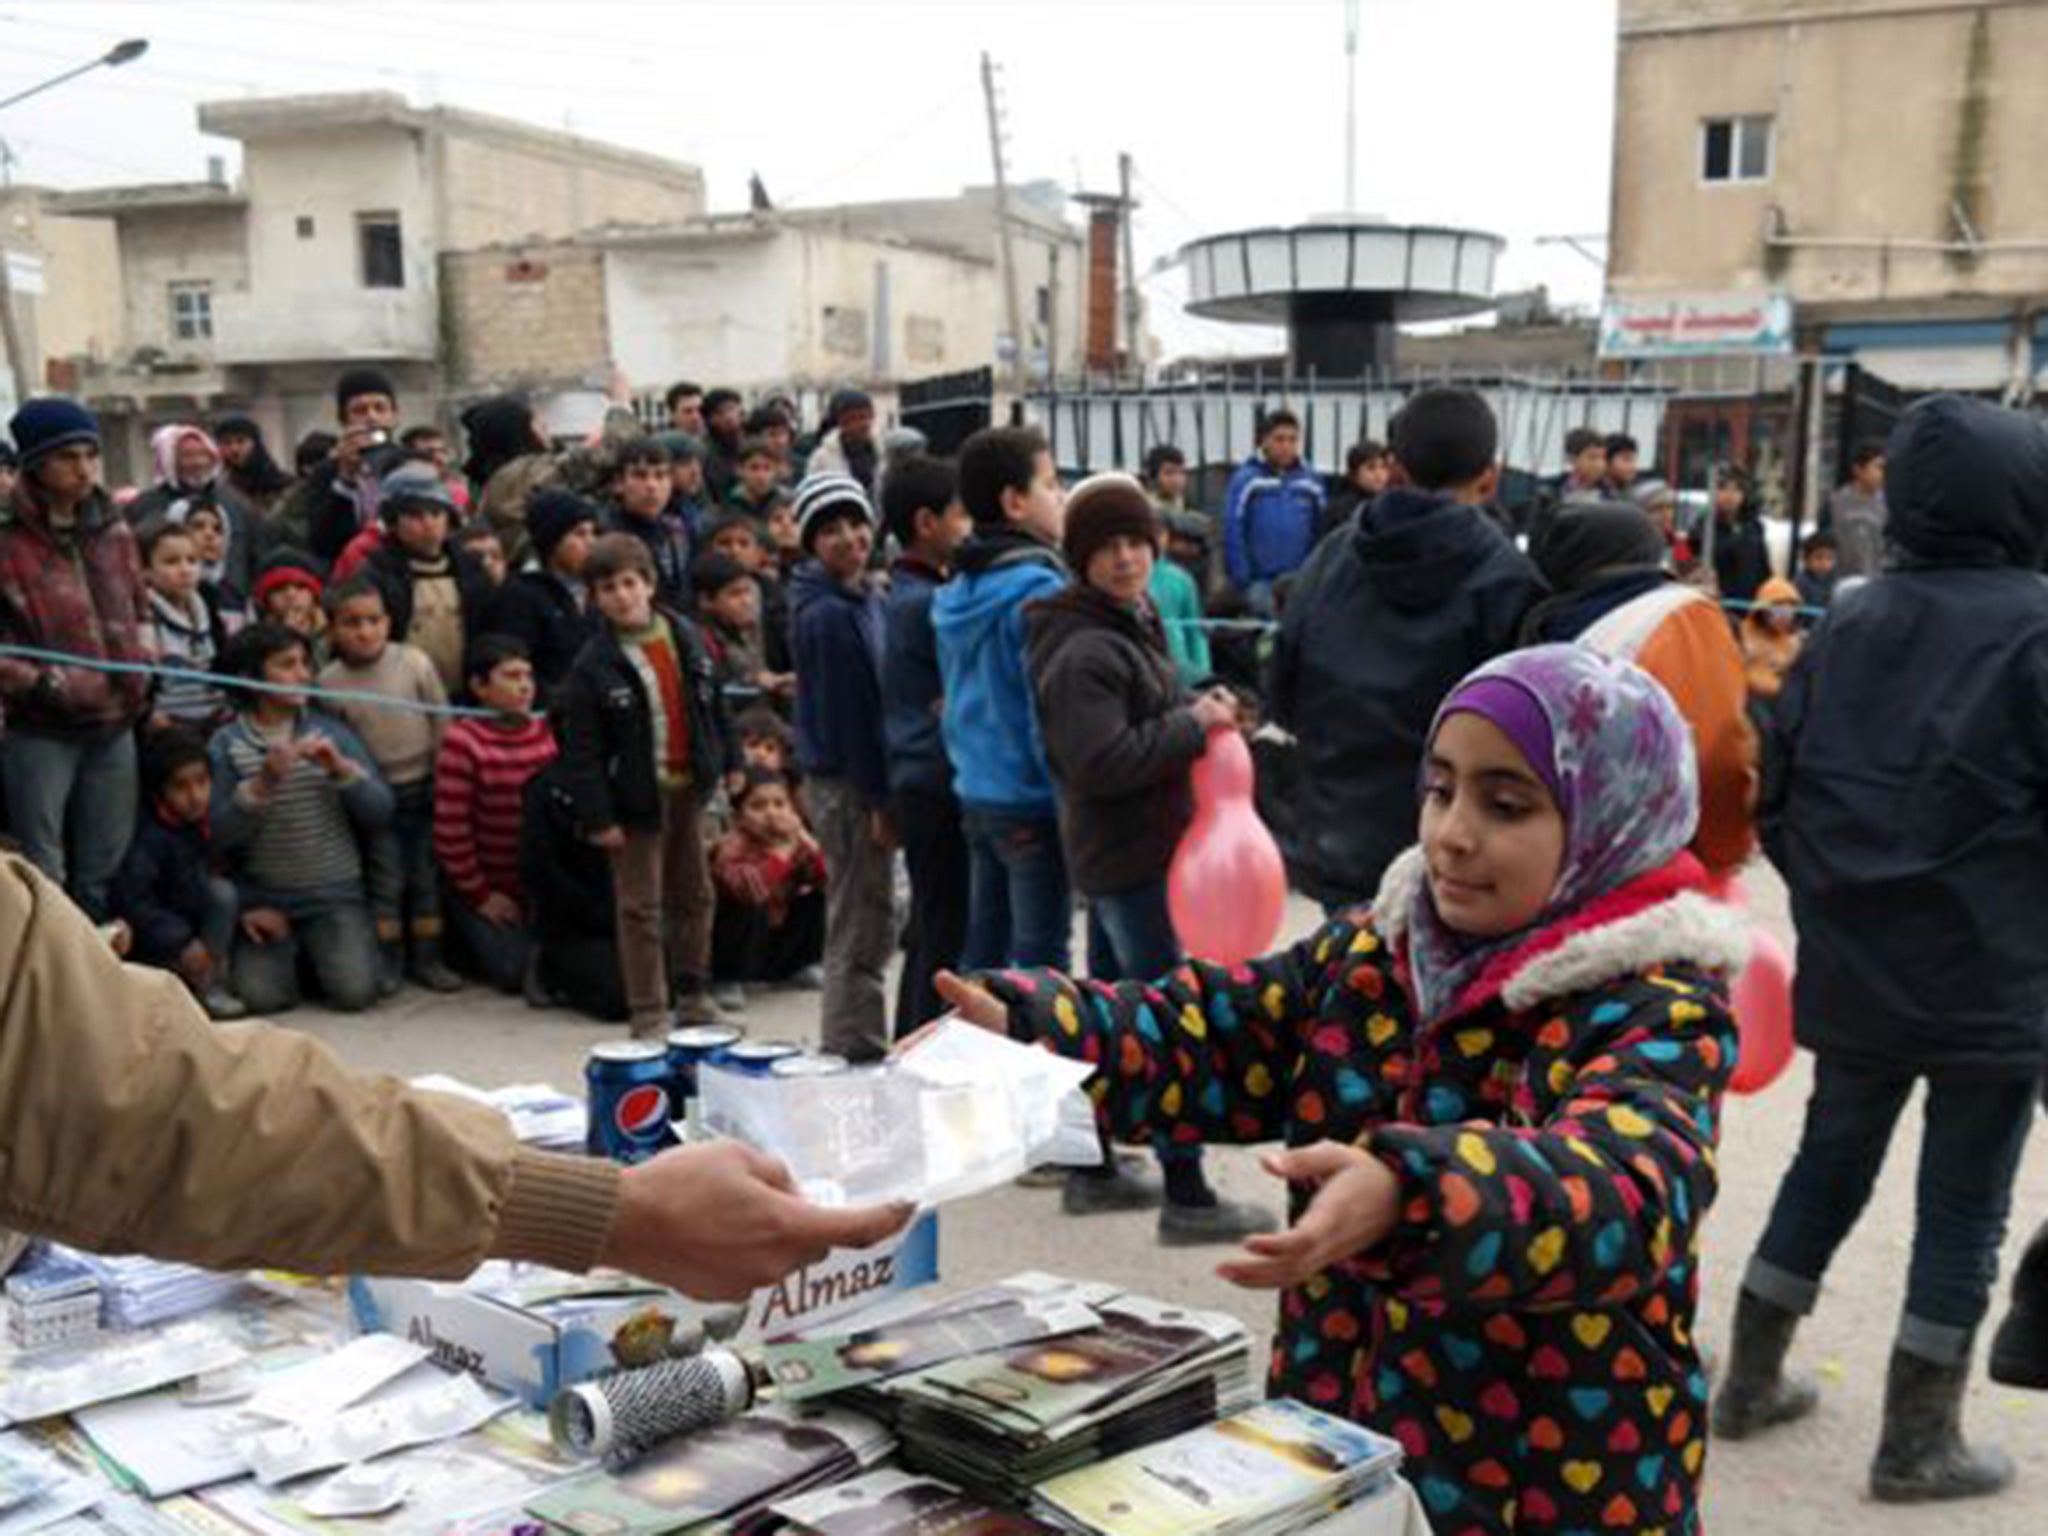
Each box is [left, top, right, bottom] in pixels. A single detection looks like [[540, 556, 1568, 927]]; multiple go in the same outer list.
[[1369, 846, 1752, 1016]]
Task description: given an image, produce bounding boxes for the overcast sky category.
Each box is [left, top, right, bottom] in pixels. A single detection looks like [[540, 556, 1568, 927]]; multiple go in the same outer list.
[[0, 0, 1617, 360]]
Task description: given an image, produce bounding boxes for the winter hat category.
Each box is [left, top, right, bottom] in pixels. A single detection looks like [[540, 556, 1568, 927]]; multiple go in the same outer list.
[[526, 488, 599, 562], [251, 547, 324, 606], [334, 366, 397, 419], [1532, 500, 1669, 593], [826, 388, 874, 429], [8, 398, 100, 467], [0, 440, 16, 470], [654, 430, 703, 463], [1062, 472, 1160, 574], [378, 461, 459, 524], [691, 549, 751, 599], [792, 472, 873, 553]]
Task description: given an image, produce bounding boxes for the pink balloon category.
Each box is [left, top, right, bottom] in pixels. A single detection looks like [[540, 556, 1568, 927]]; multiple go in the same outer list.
[[1728, 925, 1796, 1095], [1168, 728, 1288, 967]]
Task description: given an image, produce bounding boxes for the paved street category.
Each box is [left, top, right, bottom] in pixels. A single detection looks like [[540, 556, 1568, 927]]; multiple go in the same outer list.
[[288, 865, 2048, 1531]]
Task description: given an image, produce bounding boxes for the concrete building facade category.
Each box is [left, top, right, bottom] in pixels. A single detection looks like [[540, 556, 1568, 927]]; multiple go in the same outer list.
[[1609, 0, 2048, 395], [32, 92, 705, 482]]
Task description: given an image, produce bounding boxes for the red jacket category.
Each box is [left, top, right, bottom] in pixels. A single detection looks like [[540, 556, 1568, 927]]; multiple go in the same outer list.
[[0, 485, 151, 734]]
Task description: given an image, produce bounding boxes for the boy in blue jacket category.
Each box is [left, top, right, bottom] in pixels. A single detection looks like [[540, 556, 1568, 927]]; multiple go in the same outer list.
[[931, 427, 1071, 974], [1221, 409, 1325, 612], [789, 474, 892, 1062]]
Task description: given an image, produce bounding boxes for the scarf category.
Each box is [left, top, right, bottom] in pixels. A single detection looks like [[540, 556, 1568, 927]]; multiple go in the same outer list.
[[1405, 643, 1700, 1026]]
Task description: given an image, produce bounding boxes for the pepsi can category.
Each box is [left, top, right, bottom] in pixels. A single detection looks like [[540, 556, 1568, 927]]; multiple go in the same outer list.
[[585, 1042, 675, 1163], [717, 1039, 802, 1078], [770, 1053, 849, 1080]]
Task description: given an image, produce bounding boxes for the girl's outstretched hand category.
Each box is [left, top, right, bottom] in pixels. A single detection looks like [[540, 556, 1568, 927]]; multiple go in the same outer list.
[[1217, 1141, 1403, 1290], [932, 970, 1008, 1033]]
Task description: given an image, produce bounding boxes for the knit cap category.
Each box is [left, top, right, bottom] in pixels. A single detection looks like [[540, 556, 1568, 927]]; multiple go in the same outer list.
[[1062, 472, 1160, 573], [335, 366, 397, 418], [8, 398, 99, 466], [526, 488, 600, 561], [251, 547, 324, 606], [378, 460, 459, 524], [792, 472, 873, 553]]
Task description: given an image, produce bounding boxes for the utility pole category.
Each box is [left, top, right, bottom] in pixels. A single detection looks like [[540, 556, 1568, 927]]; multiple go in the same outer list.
[[1117, 152, 1141, 380], [1344, 0, 1361, 214], [980, 52, 1026, 391]]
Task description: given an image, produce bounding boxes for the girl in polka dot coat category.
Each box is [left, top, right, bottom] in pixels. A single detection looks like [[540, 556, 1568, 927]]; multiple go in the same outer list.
[[943, 646, 1749, 1535]]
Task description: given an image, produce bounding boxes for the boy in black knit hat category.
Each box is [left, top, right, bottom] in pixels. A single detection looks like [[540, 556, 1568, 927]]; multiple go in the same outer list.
[[485, 489, 600, 701]]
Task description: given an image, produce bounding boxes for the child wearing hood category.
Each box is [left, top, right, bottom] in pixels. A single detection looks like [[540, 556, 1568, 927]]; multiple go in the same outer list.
[[937, 645, 1745, 1536], [1739, 576, 1804, 702], [1716, 395, 2048, 1505]]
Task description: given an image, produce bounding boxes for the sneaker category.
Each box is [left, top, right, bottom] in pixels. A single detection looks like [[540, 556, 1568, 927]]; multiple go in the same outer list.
[[792, 964, 825, 992], [203, 986, 248, 1021], [1061, 1164, 1164, 1216], [671, 993, 721, 1031], [409, 957, 465, 994], [376, 959, 403, 999], [1157, 1197, 1279, 1247], [711, 981, 748, 1014]]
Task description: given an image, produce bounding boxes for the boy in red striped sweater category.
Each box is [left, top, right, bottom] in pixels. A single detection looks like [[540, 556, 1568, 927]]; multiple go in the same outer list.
[[433, 636, 557, 996]]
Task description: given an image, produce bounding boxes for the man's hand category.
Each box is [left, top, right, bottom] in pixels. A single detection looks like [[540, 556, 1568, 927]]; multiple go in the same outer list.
[[868, 808, 897, 852], [240, 907, 290, 945], [477, 892, 521, 926], [599, 1141, 915, 1302], [1215, 1141, 1403, 1290], [260, 739, 301, 788], [589, 825, 627, 854]]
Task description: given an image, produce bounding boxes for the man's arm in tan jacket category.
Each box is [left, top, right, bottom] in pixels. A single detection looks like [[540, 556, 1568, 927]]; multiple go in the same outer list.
[[0, 856, 617, 1278]]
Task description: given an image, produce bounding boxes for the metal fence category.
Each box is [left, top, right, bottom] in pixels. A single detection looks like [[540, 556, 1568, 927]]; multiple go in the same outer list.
[[1023, 370, 1675, 481]]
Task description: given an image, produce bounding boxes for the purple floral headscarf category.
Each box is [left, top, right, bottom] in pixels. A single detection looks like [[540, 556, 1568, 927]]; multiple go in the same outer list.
[[1405, 643, 1700, 1024]]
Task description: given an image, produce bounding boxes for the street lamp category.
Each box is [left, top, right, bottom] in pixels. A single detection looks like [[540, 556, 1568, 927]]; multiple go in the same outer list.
[[0, 38, 150, 113]]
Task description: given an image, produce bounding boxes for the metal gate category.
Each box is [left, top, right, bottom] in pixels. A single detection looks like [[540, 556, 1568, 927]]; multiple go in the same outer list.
[[898, 367, 993, 458]]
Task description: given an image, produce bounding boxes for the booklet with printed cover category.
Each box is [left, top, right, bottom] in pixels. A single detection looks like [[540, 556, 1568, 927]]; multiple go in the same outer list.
[[886, 1292, 1248, 1443], [1030, 1400, 1402, 1536], [525, 1407, 893, 1536], [762, 1282, 1101, 1402], [770, 1467, 1063, 1536]]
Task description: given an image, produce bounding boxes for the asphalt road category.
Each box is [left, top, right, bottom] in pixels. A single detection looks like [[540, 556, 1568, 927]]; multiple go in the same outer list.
[[288, 863, 2048, 1532]]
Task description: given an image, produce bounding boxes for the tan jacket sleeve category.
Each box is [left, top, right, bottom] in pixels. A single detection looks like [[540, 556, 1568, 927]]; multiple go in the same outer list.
[[0, 857, 619, 1278]]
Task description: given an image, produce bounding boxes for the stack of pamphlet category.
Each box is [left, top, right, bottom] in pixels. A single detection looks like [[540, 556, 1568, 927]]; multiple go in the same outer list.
[[875, 1284, 1256, 1501], [57, 1246, 244, 1330], [1031, 1399, 1404, 1536], [413, 1075, 585, 1152], [3, 1246, 102, 1352], [525, 1406, 893, 1536], [769, 1466, 1061, 1535]]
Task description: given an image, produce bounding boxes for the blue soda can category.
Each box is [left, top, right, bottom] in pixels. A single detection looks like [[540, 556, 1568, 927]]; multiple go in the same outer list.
[[585, 1041, 676, 1162], [717, 1040, 803, 1078], [666, 1024, 744, 1104], [770, 1053, 850, 1080]]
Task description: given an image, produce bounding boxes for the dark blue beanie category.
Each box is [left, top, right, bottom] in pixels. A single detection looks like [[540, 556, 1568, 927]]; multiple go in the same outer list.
[[8, 398, 99, 466]]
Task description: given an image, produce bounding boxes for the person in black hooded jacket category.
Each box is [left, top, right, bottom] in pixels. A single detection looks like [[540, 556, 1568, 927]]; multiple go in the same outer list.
[[1712, 393, 2048, 1505], [1270, 387, 1546, 911]]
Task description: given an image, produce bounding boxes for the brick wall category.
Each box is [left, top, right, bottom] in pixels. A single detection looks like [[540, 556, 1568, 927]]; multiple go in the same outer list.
[[442, 243, 609, 389]]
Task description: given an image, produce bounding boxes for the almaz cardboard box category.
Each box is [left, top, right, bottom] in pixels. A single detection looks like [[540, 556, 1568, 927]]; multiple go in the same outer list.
[[348, 1210, 938, 1408]]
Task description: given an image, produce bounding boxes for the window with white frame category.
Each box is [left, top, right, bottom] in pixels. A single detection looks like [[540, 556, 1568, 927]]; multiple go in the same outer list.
[[1701, 115, 1773, 184], [168, 280, 213, 341]]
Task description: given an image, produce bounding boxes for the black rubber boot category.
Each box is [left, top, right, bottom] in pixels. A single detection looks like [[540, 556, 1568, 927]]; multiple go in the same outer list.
[[1869, 1347, 2014, 1503], [1989, 1220, 2048, 1390], [1710, 1287, 1820, 1440]]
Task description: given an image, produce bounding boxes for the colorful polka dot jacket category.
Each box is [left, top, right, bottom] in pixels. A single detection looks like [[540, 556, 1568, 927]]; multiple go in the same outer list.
[[984, 847, 1748, 1536]]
